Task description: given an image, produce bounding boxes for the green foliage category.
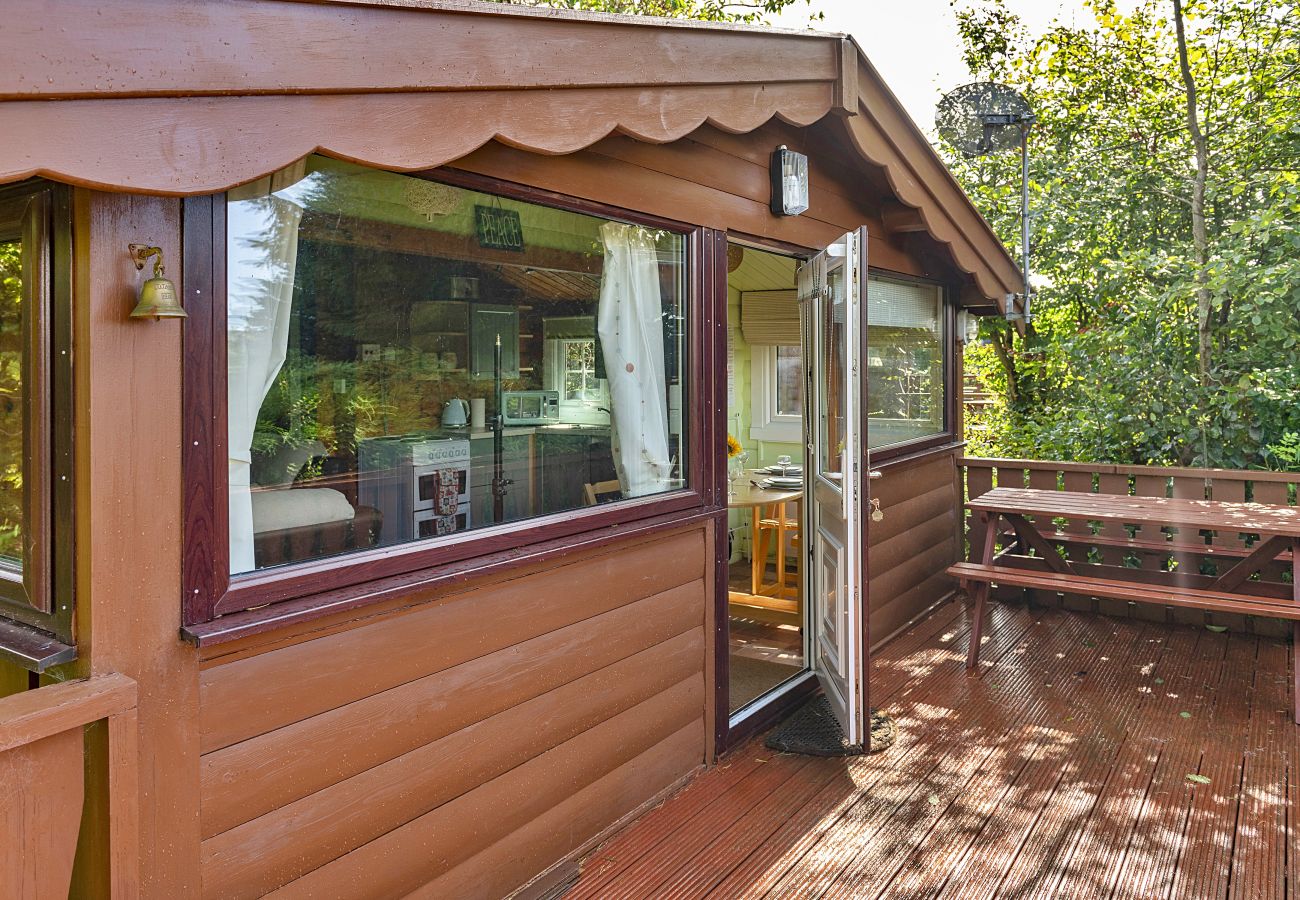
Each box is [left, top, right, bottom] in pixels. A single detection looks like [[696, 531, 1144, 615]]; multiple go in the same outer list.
[[490, 0, 818, 23], [949, 0, 1300, 468], [0, 236, 21, 563], [1264, 432, 1300, 472]]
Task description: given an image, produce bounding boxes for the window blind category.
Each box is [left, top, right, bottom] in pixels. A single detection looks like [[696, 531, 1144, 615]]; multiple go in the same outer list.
[[868, 278, 941, 330], [740, 289, 800, 345]]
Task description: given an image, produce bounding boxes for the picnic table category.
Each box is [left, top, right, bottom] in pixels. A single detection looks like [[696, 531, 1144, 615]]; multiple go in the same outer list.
[[948, 487, 1300, 722]]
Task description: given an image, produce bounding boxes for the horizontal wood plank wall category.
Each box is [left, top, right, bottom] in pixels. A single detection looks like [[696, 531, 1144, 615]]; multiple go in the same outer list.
[[868, 447, 962, 642], [197, 523, 710, 899], [450, 121, 934, 281]]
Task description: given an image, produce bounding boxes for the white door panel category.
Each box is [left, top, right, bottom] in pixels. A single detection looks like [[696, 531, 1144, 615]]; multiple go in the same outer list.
[[800, 228, 869, 746]]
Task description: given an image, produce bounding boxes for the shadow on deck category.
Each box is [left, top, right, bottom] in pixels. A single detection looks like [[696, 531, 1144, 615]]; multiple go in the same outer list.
[[567, 596, 1296, 899]]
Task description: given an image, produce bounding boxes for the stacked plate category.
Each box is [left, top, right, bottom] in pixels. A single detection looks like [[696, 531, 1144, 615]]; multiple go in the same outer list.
[[758, 464, 803, 477], [762, 476, 803, 490]]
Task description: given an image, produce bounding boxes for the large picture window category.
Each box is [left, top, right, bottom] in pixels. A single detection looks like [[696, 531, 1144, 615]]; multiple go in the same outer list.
[[0, 181, 73, 648], [224, 157, 690, 575], [866, 277, 946, 450]]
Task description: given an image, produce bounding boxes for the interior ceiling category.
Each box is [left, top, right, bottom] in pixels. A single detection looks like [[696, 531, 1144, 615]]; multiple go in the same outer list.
[[493, 265, 600, 303], [728, 244, 798, 294]]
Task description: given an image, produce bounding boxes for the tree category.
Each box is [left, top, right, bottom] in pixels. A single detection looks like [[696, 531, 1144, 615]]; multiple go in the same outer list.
[[948, 0, 1300, 469], [491, 0, 817, 24]]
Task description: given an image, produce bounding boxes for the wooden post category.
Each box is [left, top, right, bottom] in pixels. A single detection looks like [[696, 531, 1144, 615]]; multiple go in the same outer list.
[[967, 510, 997, 672], [1293, 538, 1299, 726]]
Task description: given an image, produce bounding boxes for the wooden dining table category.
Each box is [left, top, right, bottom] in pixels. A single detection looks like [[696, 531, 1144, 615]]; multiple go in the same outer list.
[[728, 474, 802, 624]]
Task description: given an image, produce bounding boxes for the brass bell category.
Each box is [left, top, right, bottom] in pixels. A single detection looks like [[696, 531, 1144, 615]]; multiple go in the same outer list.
[[129, 243, 187, 319]]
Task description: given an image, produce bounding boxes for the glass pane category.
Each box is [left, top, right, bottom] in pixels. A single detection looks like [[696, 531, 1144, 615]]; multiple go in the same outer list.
[[0, 232, 21, 569], [866, 279, 944, 449], [817, 261, 846, 483], [227, 156, 689, 574], [774, 344, 802, 417]]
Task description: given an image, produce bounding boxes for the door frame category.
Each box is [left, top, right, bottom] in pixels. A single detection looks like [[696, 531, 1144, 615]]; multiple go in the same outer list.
[[714, 234, 821, 755], [713, 229, 877, 755]]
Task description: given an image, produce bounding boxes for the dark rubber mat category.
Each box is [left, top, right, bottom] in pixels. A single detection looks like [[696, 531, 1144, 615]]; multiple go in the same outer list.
[[764, 695, 897, 757]]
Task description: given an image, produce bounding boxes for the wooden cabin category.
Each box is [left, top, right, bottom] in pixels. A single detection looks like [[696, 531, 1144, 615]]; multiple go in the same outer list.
[[0, 1, 1021, 896]]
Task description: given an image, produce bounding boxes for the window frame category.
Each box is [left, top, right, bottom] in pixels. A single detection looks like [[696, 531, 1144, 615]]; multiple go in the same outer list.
[[181, 169, 713, 628], [0, 180, 75, 650], [749, 343, 803, 445], [864, 269, 957, 463]]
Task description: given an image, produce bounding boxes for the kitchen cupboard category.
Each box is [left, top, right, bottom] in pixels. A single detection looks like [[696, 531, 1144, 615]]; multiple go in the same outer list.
[[467, 432, 534, 526]]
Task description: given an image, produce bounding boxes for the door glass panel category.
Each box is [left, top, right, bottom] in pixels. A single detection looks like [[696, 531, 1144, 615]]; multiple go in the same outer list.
[[817, 259, 846, 485]]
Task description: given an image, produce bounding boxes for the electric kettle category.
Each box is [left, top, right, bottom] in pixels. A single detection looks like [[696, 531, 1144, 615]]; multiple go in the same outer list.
[[442, 398, 469, 428]]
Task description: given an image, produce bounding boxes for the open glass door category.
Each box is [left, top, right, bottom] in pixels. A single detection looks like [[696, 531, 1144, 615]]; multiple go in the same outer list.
[[800, 228, 870, 746]]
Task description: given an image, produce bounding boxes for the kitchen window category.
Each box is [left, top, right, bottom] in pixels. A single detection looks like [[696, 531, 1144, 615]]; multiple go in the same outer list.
[[543, 328, 610, 425], [0, 180, 74, 651], [188, 156, 695, 620]]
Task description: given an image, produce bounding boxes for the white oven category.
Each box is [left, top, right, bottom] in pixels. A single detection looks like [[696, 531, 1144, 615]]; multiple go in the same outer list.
[[359, 436, 472, 545]]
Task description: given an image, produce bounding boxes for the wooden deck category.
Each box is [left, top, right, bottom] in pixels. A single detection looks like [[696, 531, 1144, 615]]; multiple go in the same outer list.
[[567, 596, 1297, 899]]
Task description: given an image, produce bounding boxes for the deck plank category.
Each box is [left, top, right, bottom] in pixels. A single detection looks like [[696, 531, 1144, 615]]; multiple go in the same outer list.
[[1228, 640, 1289, 900], [566, 598, 1298, 900]]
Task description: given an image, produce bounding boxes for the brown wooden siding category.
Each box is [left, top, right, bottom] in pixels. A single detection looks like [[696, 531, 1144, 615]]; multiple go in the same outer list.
[[196, 523, 711, 898], [868, 446, 962, 643]]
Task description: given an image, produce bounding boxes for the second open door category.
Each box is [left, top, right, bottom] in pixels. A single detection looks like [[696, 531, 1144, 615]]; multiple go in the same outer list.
[[799, 228, 871, 747]]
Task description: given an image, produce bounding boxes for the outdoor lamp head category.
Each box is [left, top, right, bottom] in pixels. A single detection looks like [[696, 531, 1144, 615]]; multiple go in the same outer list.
[[770, 146, 810, 217]]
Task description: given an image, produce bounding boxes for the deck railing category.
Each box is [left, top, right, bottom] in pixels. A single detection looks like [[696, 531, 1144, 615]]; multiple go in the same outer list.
[[0, 673, 139, 898], [958, 457, 1299, 631]]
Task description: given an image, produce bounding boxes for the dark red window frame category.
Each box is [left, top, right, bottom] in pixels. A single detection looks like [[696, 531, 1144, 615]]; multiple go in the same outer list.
[[181, 169, 725, 631]]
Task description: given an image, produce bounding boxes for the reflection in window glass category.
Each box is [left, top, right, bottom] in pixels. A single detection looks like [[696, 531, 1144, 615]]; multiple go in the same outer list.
[[0, 231, 21, 569], [227, 156, 688, 574], [817, 261, 846, 482], [867, 278, 944, 449], [774, 344, 803, 418]]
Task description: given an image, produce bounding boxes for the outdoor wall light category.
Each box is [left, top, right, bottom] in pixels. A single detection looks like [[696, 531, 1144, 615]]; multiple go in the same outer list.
[[770, 145, 810, 216], [128, 243, 186, 319]]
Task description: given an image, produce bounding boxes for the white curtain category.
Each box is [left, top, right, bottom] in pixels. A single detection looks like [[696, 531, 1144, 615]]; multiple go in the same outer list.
[[227, 163, 308, 573], [597, 222, 673, 498]]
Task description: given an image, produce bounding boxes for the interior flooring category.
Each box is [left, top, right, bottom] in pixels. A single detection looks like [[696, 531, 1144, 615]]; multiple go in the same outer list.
[[728, 559, 804, 712], [569, 595, 1297, 899]]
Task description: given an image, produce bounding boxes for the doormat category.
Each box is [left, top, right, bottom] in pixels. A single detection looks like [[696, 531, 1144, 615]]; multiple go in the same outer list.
[[764, 695, 897, 757]]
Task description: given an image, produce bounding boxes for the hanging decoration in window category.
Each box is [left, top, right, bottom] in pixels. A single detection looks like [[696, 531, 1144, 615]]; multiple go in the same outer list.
[[403, 178, 460, 221], [474, 204, 525, 251]]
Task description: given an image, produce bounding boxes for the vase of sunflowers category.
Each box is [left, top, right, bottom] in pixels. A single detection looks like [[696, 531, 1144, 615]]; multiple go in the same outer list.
[[726, 434, 749, 497]]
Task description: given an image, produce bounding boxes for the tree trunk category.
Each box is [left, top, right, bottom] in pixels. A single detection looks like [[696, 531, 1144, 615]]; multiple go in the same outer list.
[[1173, 0, 1213, 386], [990, 326, 1019, 407]]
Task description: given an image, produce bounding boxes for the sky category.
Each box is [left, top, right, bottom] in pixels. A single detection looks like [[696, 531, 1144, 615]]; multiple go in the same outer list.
[[767, 0, 1115, 133]]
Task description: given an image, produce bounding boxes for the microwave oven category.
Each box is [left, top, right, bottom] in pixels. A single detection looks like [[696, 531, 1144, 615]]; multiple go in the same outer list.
[[502, 390, 560, 425]]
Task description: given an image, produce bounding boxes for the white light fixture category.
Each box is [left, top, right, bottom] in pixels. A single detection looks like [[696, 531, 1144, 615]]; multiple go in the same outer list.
[[770, 146, 810, 216]]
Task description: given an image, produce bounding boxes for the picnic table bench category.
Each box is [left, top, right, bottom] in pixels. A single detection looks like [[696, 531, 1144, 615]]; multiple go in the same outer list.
[[948, 487, 1300, 723]]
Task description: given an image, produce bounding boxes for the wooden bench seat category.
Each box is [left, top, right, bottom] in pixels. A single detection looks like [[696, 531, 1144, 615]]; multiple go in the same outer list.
[[948, 561, 1300, 621], [949, 559, 1300, 723], [960, 487, 1300, 725]]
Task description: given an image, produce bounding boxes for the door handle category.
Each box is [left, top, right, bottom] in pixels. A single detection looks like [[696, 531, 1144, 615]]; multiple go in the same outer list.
[[868, 470, 883, 480]]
